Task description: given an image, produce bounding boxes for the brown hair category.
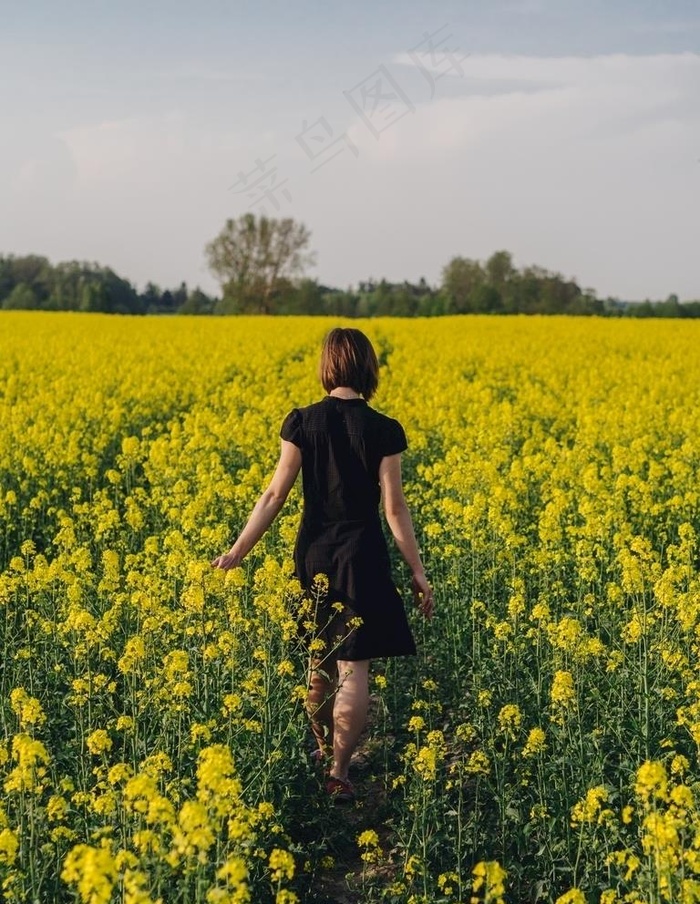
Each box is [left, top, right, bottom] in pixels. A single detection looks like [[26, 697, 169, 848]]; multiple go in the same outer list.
[[320, 328, 379, 401]]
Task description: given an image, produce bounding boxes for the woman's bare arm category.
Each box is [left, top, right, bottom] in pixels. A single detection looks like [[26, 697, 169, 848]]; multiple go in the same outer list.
[[379, 453, 434, 619], [211, 439, 302, 570]]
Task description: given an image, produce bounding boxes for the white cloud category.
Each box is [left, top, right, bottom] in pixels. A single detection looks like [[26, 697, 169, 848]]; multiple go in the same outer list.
[[305, 52, 700, 299], [391, 50, 699, 92], [349, 52, 700, 157], [54, 112, 277, 192], [56, 112, 189, 186]]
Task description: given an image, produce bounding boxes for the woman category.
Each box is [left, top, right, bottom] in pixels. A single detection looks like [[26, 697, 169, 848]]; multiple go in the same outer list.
[[211, 327, 433, 802]]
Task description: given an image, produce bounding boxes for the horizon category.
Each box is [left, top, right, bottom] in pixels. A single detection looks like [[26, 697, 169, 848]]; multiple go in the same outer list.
[[2, 247, 696, 307]]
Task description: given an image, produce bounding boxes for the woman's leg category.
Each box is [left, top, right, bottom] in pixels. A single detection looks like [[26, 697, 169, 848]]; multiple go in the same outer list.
[[330, 659, 370, 782], [306, 660, 336, 756]]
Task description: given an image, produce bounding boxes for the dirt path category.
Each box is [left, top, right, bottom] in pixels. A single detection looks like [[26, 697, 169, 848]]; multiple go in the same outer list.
[[309, 725, 403, 903]]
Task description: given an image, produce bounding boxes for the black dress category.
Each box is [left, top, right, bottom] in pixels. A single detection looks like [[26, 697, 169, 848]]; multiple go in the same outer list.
[[280, 396, 417, 661]]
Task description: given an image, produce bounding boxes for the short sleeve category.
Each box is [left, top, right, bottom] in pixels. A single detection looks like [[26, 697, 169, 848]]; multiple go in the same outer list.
[[380, 417, 408, 457], [280, 408, 302, 448]]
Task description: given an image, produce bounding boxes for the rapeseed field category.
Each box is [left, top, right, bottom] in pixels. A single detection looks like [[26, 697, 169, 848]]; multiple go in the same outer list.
[[1, 311, 700, 903]]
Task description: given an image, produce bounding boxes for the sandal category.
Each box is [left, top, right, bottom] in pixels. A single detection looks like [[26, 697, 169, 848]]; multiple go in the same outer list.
[[325, 776, 355, 804]]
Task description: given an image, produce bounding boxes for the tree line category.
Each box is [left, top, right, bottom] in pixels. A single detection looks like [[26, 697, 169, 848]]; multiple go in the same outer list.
[[0, 255, 215, 316], [2, 214, 697, 317]]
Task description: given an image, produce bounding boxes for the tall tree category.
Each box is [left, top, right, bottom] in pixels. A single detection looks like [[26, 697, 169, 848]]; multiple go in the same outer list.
[[485, 250, 515, 290], [485, 250, 514, 311], [2, 283, 39, 310], [440, 257, 485, 313], [205, 213, 316, 314]]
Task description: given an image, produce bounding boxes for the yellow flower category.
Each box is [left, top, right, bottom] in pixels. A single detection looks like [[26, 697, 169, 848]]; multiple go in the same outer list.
[[570, 785, 608, 826], [222, 693, 243, 715], [466, 750, 490, 776], [215, 855, 248, 888], [86, 730, 112, 756], [671, 754, 689, 776], [9, 687, 46, 728], [477, 690, 492, 708], [275, 891, 298, 904], [522, 727, 546, 758], [621, 611, 643, 643], [408, 715, 425, 733], [555, 890, 586, 904], [118, 636, 146, 674], [61, 843, 118, 904], [670, 783, 694, 810], [606, 651, 624, 673], [174, 800, 215, 858], [493, 621, 512, 641], [507, 589, 525, 620], [404, 854, 422, 879], [550, 670, 576, 723], [472, 860, 506, 903], [269, 848, 295, 882], [530, 602, 551, 622], [311, 574, 329, 594], [456, 722, 476, 743], [357, 829, 382, 863], [551, 670, 575, 707], [635, 760, 668, 802], [191, 722, 213, 743], [123, 774, 175, 828], [132, 830, 162, 856], [92, 791, 118, 817], [413, 746, 439, 781], [4, 734, 50, 794], [47, 795, 69, 823], [257, 802, 275, 820], [641, 811, 679, 857], [437, 872, 460, 896], [497, 704, 522, 738], [197, 745, 241, 797], [357, 829, 380, 847], [550, 617, 583, 652], [0, 828, 19, 866]]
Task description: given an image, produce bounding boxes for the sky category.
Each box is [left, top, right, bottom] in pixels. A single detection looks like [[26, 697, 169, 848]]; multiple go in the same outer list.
[[1, 0, 699, 301]]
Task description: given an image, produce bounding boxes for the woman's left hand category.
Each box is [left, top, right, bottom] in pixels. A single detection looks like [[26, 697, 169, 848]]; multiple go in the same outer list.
[[210, 548, 242, 570], [412, 572, 434, 620]]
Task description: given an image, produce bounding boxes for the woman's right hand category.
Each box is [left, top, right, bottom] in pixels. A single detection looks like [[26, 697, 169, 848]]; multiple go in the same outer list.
[[210, 547, 242, 570], [412, 572, 434, 620]]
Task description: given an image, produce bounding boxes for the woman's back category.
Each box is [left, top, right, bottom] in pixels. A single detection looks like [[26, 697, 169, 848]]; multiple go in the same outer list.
[[281, 396, 406, 527]]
